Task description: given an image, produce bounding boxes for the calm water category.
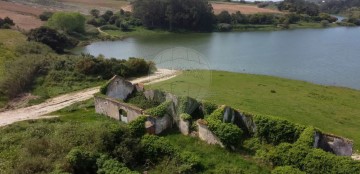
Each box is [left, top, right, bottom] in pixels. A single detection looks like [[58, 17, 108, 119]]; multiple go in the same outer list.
[[75, 27, 360, 90]]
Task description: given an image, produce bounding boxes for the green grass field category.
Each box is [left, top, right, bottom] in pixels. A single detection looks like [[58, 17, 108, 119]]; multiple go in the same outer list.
[[0, 29, 26, 79], [103, 27, 171, 39], [148, 70, 360, 150]]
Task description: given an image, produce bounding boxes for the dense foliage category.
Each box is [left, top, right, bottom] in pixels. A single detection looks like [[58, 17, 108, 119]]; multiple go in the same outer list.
[[0, 40, 154, 101], [27, 26, 78, 53], [204, 107, 243, 148], [200, 101, 218, 116], [128, 115, 148, 137], [132, 0, 215, 31], [145, 101, 171, 117], [253, 114, 305, 145], [278, 0, 320, 16], [271, 166, 305, 174], [39, 11, 54, 21], [320, 0, 360, 14], [126, 92, 160, 109], [0, 17, 15, 29], [257, 126, 360, 173], [140, 135, 201, 173], [47, 12, 86, 33]]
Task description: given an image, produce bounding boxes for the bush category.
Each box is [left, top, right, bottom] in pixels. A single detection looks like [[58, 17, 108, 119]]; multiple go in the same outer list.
[[253, 115, 305, 145], [217, 23, 232, 32], [39, 11, 54, 21], [201, 101, 218, 116], [180, 113, 192, 121], [0, 17, 15, 28], [128, 116, 147, 137], [126, 92, 159, 109], [272, 166, 305, 174], [145, 101, 171, 117], [47, 12, 86, 33], [96, 155, 139, 174], [140, 134, 176, 161], [66, 148, 97, 173], [28, 26, 78, 53], [205, 107, 243, 148]]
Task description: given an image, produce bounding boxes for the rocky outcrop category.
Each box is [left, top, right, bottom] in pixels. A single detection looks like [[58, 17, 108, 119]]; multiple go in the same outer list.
[[314, 132, 353, 156], [197, 120, 224, 147], [106, 76, 134, 100]]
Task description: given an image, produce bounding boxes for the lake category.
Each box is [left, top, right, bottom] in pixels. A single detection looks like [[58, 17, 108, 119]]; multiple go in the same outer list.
[[75, 27, 360, 90]]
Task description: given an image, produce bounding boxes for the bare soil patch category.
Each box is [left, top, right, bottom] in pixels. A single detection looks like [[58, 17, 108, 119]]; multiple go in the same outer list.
[[0, 1, 46, 30], [59, 0, 129, 9], [212, 3, 282, 14]]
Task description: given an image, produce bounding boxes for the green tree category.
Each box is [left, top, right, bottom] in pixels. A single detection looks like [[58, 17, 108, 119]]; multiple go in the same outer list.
[[47, 12, 86, 33], [217, 10, 232, 24], [90, 9, 100, 18], [27, 26, 78, 53]]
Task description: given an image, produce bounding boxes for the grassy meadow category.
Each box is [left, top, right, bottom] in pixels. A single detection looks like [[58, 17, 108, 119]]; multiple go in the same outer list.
[[148, 70, 360, 150]]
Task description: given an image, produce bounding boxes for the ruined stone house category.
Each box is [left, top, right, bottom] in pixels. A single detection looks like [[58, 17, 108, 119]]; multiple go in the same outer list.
[[94, 76, 354, 157]]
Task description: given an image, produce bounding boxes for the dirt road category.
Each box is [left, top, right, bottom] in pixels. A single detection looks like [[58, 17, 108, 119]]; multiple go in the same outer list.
[[0, 69, 178, 127]]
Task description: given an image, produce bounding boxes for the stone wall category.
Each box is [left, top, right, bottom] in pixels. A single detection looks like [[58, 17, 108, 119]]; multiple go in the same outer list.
[[179, 118, 190, 135], [94, 96, 143, 123], [147, 114, 172, 135], [197, 120, 224, 147], [314, 132, 353, 156], [106, 76, 134, 100]]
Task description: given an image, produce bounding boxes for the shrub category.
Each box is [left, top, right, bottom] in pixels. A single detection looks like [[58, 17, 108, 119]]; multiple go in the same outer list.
[[140, 134, 176, 161], [128, 116, 147, 137], [66, 148, 98, 173], [90, 9, 100, 18], [96, 155, 139, 174], [47, 12, 86, 33], [28, 26, 78, 53], [295, 126, 315, 147], [201, 101, 218, 115], [145, 101, 171, 117], [254, 115, 305, 145], [126, 92, 159, 109], [217, 23, 232, 32], [205, 106, 243, 148], [39, 11, 54, 21], [0, 17, 15, 28], [272, 166, 305, 174], [180, 113, 192, 121]]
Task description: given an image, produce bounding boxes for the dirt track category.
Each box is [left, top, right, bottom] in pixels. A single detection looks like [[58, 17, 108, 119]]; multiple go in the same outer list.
[[212, 3, 282, 14], [0, 69, 178, 127]]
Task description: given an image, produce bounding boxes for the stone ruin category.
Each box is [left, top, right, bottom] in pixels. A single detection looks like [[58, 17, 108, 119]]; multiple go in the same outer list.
[[94, 76, 354, 157]]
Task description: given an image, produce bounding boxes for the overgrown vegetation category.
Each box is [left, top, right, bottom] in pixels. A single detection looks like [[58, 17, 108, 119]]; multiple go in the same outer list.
[[148, 70, 360, 150], [145, 101, 171, 117], [0, 31, 154, 107], [204, 107, 243, 148], [0, 17, 15, 29]]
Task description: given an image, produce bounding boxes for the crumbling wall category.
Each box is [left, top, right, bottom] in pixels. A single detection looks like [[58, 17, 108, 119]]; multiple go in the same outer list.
[[94, 96, 143, 123], [197, 120, 224, 147], [314, 132, 353, 156], [106, 76, 134, 100], [147, 114, 172, 135], [179, 118, 190, 135]]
